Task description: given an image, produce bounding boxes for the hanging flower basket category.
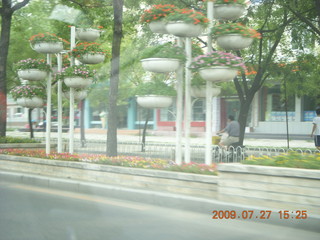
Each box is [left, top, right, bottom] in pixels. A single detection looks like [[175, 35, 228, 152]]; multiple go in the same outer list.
[[16, 97, 44, 108], [14, 58, 51, 81], [165, 21, 204, 37], [164, 8, 208, 37], [148, 20, 168, 34], [140, 4, 177, 33], [71, 42, 108, 64], [140, 43, 185, 73], [59, 65, 96, 88], [212, 23, 260, 50], [136, 95, 173, 108], [199, 66, 238, 82], [141, 58, 181, 73], [64, 77, 93, 89], [63, 89, 88, 101], [17, 69, 48, 81], [76, 28, 101, 42], [78, 53, 105, 64], [190, 85, 221, 98], [32, 42, 64, 54], [10, 85, 46, 108], [213, 4, 247, 21], [29, 33, 66, 54], [216, 34, 253, 50]]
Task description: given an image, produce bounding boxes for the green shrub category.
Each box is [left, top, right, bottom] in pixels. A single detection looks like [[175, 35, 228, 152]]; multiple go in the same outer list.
[[0, 136, 40, 144]]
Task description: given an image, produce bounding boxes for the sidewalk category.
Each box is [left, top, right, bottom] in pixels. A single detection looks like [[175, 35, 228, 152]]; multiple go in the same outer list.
[[8, 128, 316, 149]]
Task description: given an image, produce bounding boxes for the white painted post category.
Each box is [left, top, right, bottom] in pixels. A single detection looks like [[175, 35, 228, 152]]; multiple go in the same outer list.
[[45, 54, 52, 154], [175, 38, 184, 165], [205, 1, 214, 165], [69, 26, 76, 154], [57, 53, 63, 153], [185, 37, 192, 163]]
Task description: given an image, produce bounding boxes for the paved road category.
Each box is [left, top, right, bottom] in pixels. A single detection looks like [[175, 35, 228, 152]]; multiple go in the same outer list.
[[0, 181, 319, 240]]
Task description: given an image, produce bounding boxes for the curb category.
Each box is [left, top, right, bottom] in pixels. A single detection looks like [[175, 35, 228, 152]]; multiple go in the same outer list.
[[0, 170, 319, 233]]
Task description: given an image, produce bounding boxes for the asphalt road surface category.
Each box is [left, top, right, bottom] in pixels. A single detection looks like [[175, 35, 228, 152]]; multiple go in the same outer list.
[[0, 181, 319, 240]]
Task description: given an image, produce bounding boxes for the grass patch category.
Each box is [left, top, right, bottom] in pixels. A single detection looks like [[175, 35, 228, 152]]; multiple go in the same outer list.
[[243, 151, 320, 169], [0, 149, 217, 175]]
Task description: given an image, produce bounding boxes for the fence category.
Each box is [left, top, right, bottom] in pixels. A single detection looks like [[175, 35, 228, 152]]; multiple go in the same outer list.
[[37, 137, 319, 164]]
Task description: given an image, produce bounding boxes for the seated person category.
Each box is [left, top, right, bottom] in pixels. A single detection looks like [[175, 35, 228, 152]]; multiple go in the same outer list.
[[217, 115, 240, 148]]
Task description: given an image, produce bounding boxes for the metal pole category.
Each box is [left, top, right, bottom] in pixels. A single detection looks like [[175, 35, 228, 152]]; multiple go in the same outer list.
[[185, 37, 192, 163], [284, 77, 290, 149], [205, 1, 214, 165], [45, 54, 52, 154], [57, 53, 63, 153], [175, 38, 184, 165], [69, 26, 76, 154]]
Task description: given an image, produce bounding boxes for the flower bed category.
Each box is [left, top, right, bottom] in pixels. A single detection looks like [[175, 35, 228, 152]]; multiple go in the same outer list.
[[0, 149, 217, 175], [243, 151, 320, 169]]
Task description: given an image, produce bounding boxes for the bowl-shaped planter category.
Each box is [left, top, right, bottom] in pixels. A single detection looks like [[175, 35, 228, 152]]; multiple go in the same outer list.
[[17, 69, 48, 81], [213, 4, 246, 21], [33, 42, 64, 54], [136, 95, 173, 108], [165, 21, 204, 37], [16, 97, 44, 108], [141, 58, 181, 73], [190, 85, 221, 98], [199, 66, 238, 82], [216, 34, 254, 50], [148, 20, 168, 34], [76, 28, 101, 42], [64, 77, 93, 89], [78, 53, 105, 64], [63, 90, 88, 101]]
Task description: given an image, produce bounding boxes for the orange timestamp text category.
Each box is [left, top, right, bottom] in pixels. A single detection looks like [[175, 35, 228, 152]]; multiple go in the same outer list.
[[212, 210, 308, 220]]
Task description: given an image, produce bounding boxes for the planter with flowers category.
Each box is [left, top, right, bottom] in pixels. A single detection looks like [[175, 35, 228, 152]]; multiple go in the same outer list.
[[71, 42, 107, 64], [60, 65, 96, 89], [10, 85, 46, 108], [211, 22, 261, 50], [76, 25, 103, 42], [165, 8, 209, 37], [61, 82, 88, 101], [15, 58, 51, 81], [29, 32, 66, 54], [140, 43, 185, 73], [190, 73, 221, 98], [135, 80, 176, 108], [190, 51, 245, 82], [211, 0, 250, 21], [140, 4, 177, 34]]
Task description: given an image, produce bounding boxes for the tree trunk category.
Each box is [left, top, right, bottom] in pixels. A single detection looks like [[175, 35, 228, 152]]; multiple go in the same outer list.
[[141, 109, 151, 152], [237, 95, 255, 145], [0, 0, 30, 137], [80, 100, 86, 147], [107, 0, 123, 156], [28, 108, 34, 139], [0, 8, 12, 137]]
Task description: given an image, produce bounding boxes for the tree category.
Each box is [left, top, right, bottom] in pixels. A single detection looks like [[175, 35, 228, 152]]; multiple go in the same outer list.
[[106, 0, 123, 156], [0, 0, 30, 137]]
